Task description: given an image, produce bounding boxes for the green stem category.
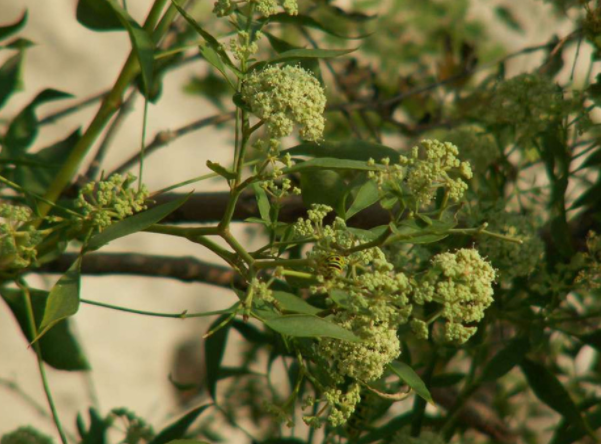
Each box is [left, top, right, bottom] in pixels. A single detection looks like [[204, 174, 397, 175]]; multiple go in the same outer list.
[[222, 229, 254, 265], [19, 283, 68, 444], [448, 226, 523, 244], [345, 226, 391, 254], [254, 258, 313, 269], [138, 98, 149, 189], [36, 0, 171, 222], [81, 298, 238, 319]]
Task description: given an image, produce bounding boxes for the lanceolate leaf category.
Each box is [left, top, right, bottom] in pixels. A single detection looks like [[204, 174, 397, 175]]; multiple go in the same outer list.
[[272, 291, 321, 315], [520, 358, 587, 432], [76, 0, 123, 31], [105, 0, 154, 96], [252, 182, 271, 223], [263, 314, 360, 342], [0, 52, 24, 109], [389, 361, 434, 404], [0, 287, 90, 371], [87, 194, 190, 250], [205, 315, 231, 400], [300, 169, 347, 216], [37, 256, 83, 342], [267, 47, 357, 63], [284, 157, 380, 174], [149, 405, 212, 444], [285, 140, 399, 162], [346, 179, 379, 220], [0, 11, 28, 41], [263, 13, 370, 40], [480, 336, 530, 382]]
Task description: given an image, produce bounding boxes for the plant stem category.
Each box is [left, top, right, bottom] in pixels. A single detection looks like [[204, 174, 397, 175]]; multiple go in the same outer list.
[[81, 298, 238, 319], [254, 258, 313, 269], [19, 283, 68, 444], [37, 0, 170, 222]]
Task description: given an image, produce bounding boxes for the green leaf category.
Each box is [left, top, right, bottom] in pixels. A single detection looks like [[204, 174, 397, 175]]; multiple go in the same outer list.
[[389, 361, 434, 405], [264, 32, 323, 84], [494, 6, 524, 33], [4, 89, 72, 155], [0, 52, 23, 109], [520, 358, 587, 431], [285, 140, 398, 162], [105, 0, 154, 95], [206, 160, 236, 180], [149, 405, 212, 444], [0, 287, 89, 371], [14, 129, 81, 195], [252, 182, 271, 223], [87, 194, 190, 250], [391, 218, 454, 244], [205, 315, 231, 400], [346, 179, 379, 220], [551, 403, 601, 444], [267, 47, 357, 63], [263, 13, 370, 40], [285, 157, 379, 174], [263, 314, 360, 342], [300, 169, 347, 216], [0, 11, 28, 41], [36, 257, 83, 341], [77, 408, 110, 444], [231, 319, 270, 344], [170, 0, 240, 77], [272, 291, 321, 315], [480, 336, 530, 382], [76, 0, 123, 30]]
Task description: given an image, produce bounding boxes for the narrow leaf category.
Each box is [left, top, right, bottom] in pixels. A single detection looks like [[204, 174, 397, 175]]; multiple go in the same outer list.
[[389, 361, 434, 405], [205, 315, 231, 400], [480, 336, 530, 382], [285, 140, 399, 162], [268, 47, 357, 63], [206, 160, 236, 180], [252, 182, 271, 223], [87, 194, 190, 250], [76, 0, 123, 31], [520, 358, 587, 431], [106, 0, 154, 95], [0, 11, 28, 41], [284, 157, 379, 174], [0, 287, 89, 370], [0, 52, 23, 108], [37, 257, 83, 341], [272, 291, 321, 315], [346, 180, 379, 220], [149, 405, 211, 444], [263, 314, 360, 342], [264, 13, 370, 40]]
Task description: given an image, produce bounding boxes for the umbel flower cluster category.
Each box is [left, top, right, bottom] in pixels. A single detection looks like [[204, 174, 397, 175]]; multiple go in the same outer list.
[[75, 173, 149, 232], [241, 65, 327, 141], [290, 199, 496, 427], [0, 204, 42, 270], [214, 0, 298, 17], [368, 139, 473, 209]]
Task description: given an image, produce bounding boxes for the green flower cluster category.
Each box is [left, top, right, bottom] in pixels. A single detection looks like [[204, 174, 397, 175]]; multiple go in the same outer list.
[[241, 65, 326, 141], [0, 427, 53, 444], [0, 204, 42, 270], [318, 314, 401, 383], [413, 248, 496, 344], [230, 30, 262, 61], [475, 204, 544, 280], [402, 139, 472, 207], [471, 73, 585, 143], [76, 174, 149, 232], [435, 125, 499, 172], [213, 0, 298, 17], [255, 139, 301, 200], [303, 383, 362, 428]]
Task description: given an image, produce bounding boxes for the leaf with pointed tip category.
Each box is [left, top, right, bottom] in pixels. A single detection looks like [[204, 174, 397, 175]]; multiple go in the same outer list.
[[0, 11, 28, 41], [268, 47, 357, 63], [389, 361, 433, 404], [272, 291, 321, 315], [0, 287, 89, 371], [285, 157, 380, 174], [36, 257, 83, 342], [0, 52, 24, 109], [285, 140, 399, 162], [87, 194, 190, 250], [480, 336, 530, 382], [263, 13, 370, 40], [346, 179, 379, 220], [150, 405, 212, 444], [76, 0, 123, 30], [264, 314, 360, 342]]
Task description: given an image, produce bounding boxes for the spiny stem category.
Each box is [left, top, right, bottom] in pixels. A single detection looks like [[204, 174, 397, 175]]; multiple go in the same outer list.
[[18, 282, 68, 444]]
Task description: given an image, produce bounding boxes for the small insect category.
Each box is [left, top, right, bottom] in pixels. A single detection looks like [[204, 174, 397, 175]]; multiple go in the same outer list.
[[321, 254, 347, 276]]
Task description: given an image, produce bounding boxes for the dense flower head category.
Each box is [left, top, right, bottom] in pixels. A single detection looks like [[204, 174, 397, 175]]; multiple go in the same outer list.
[[414, 248, 496, 344], [76, 173, 149, 231], [303, 383, 361, 428], [399, 139, 472, 207], [317, 313, 401, 383], [0, 204, 42, 270], [241, 65, 326, 141], [475, 204, 544, 280]]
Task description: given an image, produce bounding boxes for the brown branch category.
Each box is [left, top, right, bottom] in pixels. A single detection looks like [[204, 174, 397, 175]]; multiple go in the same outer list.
[[39, 252, 244, 288]]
